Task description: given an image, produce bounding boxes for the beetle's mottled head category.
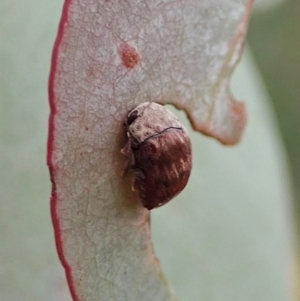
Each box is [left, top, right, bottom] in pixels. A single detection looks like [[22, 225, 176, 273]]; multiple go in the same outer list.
[[126, 102, 182, 143]]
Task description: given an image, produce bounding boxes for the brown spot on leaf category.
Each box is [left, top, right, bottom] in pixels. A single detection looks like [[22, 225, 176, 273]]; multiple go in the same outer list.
[[120, 43, 140, 69]]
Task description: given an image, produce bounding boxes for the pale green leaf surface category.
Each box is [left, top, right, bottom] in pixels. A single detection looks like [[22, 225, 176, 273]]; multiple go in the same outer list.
[[0, 1, 296, 301]]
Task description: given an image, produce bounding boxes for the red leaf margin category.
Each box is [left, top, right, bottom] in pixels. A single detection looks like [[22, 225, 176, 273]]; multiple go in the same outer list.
[[48, 1, 79, 300]]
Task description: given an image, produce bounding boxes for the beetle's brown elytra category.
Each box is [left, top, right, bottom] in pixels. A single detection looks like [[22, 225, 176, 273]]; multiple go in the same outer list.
[[121, 102, 192, 209]]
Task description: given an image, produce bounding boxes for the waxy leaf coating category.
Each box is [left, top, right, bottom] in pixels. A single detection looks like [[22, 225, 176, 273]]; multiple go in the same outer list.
[[48, 0, 252, 300]]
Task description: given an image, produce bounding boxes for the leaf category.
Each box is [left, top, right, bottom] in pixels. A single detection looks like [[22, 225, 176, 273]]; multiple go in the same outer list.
[[48, 1, 253, 300]]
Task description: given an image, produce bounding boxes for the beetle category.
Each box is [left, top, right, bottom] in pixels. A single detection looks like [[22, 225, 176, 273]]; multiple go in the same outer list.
[[121, 102, 192, 209]]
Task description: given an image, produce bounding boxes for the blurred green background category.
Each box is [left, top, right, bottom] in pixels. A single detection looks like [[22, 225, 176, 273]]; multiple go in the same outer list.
[[249, 0, 300, 231], [0, 0, 299, 300]]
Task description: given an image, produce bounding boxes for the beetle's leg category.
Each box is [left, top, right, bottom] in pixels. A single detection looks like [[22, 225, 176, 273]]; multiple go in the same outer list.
[[132, 168, 146, 195], [121, 137, 131, 156], [121, 139, 135, 177]]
